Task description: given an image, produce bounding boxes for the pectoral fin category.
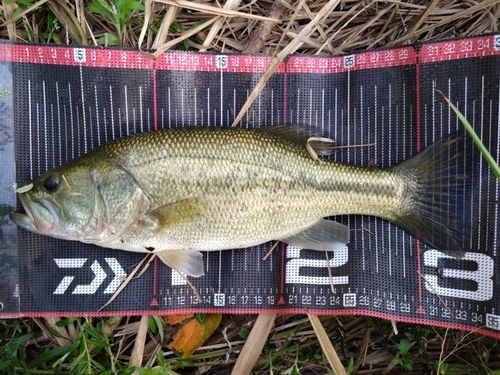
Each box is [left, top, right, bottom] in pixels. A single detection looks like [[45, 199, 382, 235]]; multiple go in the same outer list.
[[280, 219, 349, 251], [149, 198, 206, 231], [157, 249, 205, 277]]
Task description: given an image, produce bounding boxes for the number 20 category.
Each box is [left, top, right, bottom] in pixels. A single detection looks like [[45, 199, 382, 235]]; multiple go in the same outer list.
[[285, 245, 349, 285]]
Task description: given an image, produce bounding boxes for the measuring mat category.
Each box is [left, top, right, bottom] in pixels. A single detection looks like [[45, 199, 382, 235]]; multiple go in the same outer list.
[[0, 34, 499, 339]]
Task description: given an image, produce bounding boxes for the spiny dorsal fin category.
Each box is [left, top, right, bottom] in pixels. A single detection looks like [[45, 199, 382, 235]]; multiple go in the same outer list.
[[259, 125, 337, 156]]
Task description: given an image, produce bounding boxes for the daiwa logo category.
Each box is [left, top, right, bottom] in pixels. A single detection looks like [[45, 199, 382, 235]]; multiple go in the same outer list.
[[53, 258, 126, 295]]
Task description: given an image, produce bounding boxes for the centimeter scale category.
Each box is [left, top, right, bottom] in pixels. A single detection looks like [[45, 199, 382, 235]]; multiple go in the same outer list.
[[0, 34, 498, 339]]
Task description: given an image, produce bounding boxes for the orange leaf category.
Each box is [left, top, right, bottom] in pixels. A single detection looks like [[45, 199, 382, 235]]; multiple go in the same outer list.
[[162, 313, 194, 326], [167, 314, 222, 358]]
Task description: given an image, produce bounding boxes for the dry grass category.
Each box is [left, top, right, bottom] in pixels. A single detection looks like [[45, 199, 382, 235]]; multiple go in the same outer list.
[[1, 1, 500, 374]]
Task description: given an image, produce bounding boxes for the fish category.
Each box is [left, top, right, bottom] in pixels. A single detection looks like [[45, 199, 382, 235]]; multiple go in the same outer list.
[[10, 126, 473, 277]]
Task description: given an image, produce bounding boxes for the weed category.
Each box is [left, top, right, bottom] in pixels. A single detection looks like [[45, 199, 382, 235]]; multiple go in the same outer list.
[[0, 331, 34, 373], [391, 338, 414, 370], [437, 89, 500, 180], [88, 0, 145, 47], [6, 0, 61, 43]]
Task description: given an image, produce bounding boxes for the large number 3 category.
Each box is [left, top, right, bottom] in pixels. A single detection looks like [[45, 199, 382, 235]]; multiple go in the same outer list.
[[424, 250, 494, 302]]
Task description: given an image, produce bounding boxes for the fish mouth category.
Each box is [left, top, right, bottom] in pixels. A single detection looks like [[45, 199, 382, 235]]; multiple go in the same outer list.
[[10, 194, 59, 233]]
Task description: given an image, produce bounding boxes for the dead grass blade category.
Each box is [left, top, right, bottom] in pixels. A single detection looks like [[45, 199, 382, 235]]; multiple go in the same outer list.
[[130, 315, 150, 374], [33, 317, 74, 347], [0, 0, 48, 28], [308, 314, 347, 375], [144, 16, 221, 58], [98, 254, 153, 312], [231, 0, 342, 127], [47, 0, 88, 45], [1, 0, 18, 41], [199, 0, 242, 52], [244, 0, 289, 54], [387, 0, 500, 47], [152, 4, 179, 50], [154, 0, 281, 24], [232, 314, 276, 375]]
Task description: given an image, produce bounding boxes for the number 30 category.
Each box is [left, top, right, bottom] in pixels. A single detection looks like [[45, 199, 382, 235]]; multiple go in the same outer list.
[[424, 250, 494, 302]]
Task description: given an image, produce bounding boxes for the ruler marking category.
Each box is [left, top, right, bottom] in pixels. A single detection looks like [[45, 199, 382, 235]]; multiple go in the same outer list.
[[50, 105, 54, 168], [271, 89, 274, 126], [132, 108, 136, 133], [109, 85, 115, 141], [321, 88, 325, 131], [233, 88, 236, 124], [218, 251, 222, 293], [347, 69, 351, 129], [309, 88, 313, 128], [68, 83, 75, 160], [153, 66, 158, 131], [94, 85, 100, 145], [478, 75, 485, 250], [102, 107, 107, 143], [230, 249, 234, 272], [56, 82, 62, 165], [295, 89, 300, 127], [79, 66, 87, 153], [118, 108, 122, 137], [494, 75, 500, 257], [220, 66, 223, 126], [147, 108, 151, 132], [415, 60, 423, 310], [139, 85, 143, 133], [168, 86, 171, 128], [258, 89, 262, 127], [125, 85, 129, 135], [207, 87, 210, 126], [447, 78, 452, 133], [42, 81, 48, 172]]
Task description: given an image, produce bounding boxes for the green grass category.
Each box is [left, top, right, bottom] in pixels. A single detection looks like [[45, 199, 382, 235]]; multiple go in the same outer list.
[[437, 89, 500, 181]]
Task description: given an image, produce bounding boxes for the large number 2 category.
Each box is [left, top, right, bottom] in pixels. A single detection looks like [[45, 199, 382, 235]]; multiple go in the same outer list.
[[424, 250, 494, 301], [285, 245, 349, 285]]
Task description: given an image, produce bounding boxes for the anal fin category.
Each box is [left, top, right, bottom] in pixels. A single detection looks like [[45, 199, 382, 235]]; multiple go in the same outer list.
[[157, 249, 205, 277], [280, 219, 349, 251]]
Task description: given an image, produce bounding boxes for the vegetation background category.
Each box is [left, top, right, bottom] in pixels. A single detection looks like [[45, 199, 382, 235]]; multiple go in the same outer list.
[[1, 0, 500, 374]]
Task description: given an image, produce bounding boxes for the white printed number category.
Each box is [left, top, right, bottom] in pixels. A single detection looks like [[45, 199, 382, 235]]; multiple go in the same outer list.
[[343, 293, 356, 307], [216, 55, 228, 69], [424, 250, 493, 302], [214, 293, 225, 306], [486, 313, 500, 330], [285, 245, 349, 285], [73, 48, 86, 63]]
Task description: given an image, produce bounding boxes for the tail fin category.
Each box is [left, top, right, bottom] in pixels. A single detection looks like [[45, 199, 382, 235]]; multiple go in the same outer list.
[[393, 131, 476, 254]]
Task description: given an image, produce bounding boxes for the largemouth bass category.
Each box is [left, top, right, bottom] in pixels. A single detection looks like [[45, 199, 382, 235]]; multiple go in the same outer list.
[[10, 126, 472, 277]]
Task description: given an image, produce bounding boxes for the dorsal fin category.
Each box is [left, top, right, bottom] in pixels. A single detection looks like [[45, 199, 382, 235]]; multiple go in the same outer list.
[[259, 125, 337, 156]]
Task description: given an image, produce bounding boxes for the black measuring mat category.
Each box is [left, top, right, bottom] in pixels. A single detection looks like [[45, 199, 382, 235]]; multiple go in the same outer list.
[[0, 36, 499, 338]]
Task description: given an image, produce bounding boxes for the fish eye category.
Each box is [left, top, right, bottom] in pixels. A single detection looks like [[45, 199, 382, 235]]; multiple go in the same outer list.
[[42, 174, 60, 193]]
